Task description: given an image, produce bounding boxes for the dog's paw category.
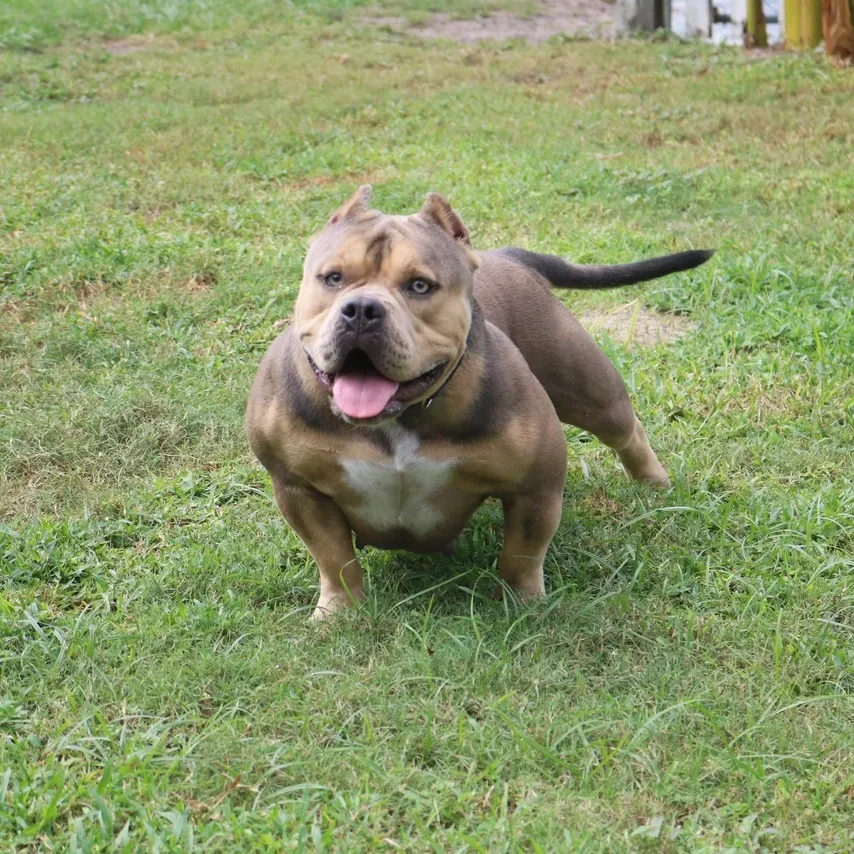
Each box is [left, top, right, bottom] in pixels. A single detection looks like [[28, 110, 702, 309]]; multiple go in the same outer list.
[[645, 473, 671, 489], [310, 588, 365, 621], [492, 581, 546, 603]]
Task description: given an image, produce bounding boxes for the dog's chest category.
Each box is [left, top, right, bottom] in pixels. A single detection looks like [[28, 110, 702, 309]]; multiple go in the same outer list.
[[338, 426, 455, 536]]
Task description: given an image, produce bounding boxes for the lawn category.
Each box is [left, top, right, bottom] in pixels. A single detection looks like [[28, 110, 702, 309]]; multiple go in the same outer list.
[[1, 1, 854, 850]]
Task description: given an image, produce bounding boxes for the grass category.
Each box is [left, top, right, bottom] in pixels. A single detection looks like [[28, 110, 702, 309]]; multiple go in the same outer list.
[[1, 0, 854, 849]]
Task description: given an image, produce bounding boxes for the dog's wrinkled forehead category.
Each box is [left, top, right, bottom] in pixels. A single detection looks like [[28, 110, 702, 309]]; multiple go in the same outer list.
[[307, 217, 468, 285], [304, 186, 478, 285]]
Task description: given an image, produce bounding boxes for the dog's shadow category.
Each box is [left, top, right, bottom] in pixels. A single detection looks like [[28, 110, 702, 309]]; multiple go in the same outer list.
[[354, 501, 502, 611], [355, 499, 617, 618], [353, 478, 665, 622]]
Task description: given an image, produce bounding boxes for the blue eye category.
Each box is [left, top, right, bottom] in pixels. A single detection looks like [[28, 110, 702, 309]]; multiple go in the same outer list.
[[408, 278, 433, 296], [323, 271, 343, 287]]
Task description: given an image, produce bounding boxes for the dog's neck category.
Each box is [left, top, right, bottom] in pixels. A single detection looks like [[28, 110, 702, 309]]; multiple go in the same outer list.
[[420, 345, 467, 410], [396, 299, 499, 442]]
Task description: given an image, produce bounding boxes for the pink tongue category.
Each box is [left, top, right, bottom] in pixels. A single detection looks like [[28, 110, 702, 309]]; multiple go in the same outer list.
[[333, 371, 400, 419]]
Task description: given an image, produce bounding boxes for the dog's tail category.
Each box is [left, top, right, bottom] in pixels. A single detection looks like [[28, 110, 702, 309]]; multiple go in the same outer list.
[[497, 247, 714, 290]]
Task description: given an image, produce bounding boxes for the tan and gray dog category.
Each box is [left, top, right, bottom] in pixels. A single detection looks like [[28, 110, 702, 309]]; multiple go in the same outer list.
[[248, 187, 712, 619]]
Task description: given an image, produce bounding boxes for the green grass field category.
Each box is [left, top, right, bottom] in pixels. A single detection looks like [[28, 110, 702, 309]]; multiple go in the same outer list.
[[2, 1, 854, 849]]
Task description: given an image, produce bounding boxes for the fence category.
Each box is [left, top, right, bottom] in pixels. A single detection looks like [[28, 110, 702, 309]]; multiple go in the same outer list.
[[622, 0, 854, 56]]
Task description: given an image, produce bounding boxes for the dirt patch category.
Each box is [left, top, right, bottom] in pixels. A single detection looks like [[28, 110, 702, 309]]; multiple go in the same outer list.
[[181, 271, 218, 294], [368, 0, 616, 43], [578, 301, 696, 348], [103, 38, 151, 55]]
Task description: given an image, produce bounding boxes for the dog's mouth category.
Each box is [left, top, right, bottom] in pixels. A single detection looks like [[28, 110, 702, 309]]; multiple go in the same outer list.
[[307, 349, 447, 421]]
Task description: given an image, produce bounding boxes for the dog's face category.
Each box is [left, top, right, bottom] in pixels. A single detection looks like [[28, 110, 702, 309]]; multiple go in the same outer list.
[[295, 186, 479, 423]]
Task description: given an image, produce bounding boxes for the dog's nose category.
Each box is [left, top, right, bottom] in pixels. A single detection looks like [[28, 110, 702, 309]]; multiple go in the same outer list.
[[340, 296, 386, 333]]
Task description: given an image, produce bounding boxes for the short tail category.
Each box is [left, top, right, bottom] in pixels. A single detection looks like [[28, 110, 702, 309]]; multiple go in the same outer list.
[[497, 247, 714, 289]]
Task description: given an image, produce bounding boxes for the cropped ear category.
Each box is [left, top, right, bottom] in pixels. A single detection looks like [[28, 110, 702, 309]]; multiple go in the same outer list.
[[327, 185, 372, 226], [419, 192, 470, 246]]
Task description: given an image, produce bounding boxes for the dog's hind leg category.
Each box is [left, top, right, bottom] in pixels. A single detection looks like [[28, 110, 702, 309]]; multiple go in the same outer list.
[[507, 302, 669, 487], [593, 411, 670, 488], [546, 326, 670, 487], [474, 255, 671, 486]]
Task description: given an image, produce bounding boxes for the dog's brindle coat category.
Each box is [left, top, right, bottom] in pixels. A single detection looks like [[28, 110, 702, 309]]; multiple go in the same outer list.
[[247, 187, 713, 619]]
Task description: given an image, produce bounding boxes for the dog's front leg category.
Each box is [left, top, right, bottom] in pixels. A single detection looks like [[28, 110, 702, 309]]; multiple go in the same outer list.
[[497, 491, 564, 602], [270, 476, 363, 620]]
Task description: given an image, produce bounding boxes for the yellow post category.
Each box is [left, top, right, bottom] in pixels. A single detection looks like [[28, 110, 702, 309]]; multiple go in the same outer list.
[[803, 0, 824, 44], [786, 0, 823, 47], [747, 0, 769, 44], [784, 0, 802, 44]]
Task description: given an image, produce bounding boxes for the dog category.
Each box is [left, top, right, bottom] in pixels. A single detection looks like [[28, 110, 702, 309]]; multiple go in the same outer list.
[[247, 187, 713, 619]]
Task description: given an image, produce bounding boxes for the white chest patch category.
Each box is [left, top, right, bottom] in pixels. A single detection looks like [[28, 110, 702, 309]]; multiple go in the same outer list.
[[340, 426, 454, 536]]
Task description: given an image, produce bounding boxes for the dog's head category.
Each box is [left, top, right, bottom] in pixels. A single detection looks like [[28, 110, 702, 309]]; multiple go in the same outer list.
[[295, 186, 479, 424]]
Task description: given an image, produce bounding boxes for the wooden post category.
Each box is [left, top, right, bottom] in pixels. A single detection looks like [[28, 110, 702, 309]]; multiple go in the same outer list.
[[823, 0, 854, 56], [617, 0, 671, 32], [637, 0, 667, 30]]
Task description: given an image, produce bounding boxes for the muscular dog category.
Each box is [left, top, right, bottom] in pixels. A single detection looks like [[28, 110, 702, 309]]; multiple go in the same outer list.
[[247, 186, 712, 619]]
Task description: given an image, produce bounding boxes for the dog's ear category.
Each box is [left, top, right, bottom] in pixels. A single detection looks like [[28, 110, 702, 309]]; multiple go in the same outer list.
[[327, 185, 372, 226], [419, 193, 470, 246]]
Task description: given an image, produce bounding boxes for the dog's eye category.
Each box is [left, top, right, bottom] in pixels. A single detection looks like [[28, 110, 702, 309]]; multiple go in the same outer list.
[[322, 271, 343, 288], [407, 278, 433, 296]]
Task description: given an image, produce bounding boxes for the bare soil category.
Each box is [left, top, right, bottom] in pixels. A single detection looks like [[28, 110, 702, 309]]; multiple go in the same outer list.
[[368, 0, 616, 43], [578, 301, 696, 348], [104, 38, 150, 55]]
